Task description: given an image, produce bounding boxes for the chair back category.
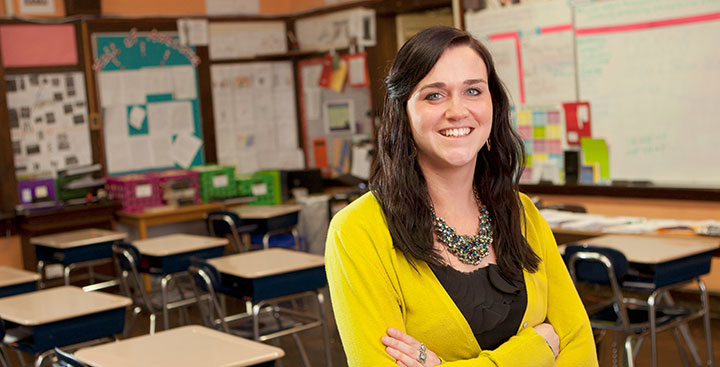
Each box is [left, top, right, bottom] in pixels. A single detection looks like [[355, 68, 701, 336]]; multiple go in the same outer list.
[[188, 258, 229, 333], [54, 347, 88, 367], [564, 244, 629, 285], [112, 243, 154, 311], [206, 211, 246, 252]]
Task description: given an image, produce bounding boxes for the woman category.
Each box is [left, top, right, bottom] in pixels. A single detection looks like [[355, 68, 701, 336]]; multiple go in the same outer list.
[[325, 26, 597, 366]]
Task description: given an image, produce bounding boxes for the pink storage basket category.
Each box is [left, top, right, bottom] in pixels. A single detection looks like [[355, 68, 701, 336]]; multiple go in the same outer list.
[[149, 169, 201, 205], [106, 173, 163, 212]]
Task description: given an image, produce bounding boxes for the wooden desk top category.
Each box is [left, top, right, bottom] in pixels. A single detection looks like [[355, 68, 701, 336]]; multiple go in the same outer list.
[[0, 266, 40, 287], [132, 234, 228, 257], [116, 203, 224, 220], [208, 248, 324, 278], [0, 286, 130, 326], [75, 325, 284, 367], [230, 204, 302, 219], [564, 234, 720, 264], [30, 228, 126, 248]]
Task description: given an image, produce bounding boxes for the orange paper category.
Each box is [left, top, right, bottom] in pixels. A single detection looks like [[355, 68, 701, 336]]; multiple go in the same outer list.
[[0, 24, 78, 67]]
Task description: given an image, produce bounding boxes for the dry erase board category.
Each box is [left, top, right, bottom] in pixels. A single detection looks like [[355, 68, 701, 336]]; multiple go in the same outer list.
[[465, 0, 720, 187], [91, 29, 204, 175]]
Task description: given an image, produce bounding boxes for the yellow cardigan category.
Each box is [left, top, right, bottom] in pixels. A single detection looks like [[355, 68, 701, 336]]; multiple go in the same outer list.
[[325, 192, 597, 366]]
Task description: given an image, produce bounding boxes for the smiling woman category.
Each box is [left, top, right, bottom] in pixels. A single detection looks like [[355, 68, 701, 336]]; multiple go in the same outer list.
[[325, 26, 598, 366]]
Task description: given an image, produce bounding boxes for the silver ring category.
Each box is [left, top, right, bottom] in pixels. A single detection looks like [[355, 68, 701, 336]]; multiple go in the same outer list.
[[417, 343, 427, 364]]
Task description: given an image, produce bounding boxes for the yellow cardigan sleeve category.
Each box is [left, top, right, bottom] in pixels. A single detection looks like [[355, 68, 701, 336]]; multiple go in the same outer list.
[[520, 195, 598, 366]]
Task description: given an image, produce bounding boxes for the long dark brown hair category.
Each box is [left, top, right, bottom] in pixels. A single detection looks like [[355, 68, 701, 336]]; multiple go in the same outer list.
[[369, 26, 539, 279]]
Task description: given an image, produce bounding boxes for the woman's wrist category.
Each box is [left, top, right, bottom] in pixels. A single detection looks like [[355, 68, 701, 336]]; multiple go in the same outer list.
[[541, 335, 557, 357]]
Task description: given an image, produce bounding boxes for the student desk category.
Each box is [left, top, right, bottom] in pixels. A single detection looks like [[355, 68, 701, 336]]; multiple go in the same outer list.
[[75, 325, 284, 367], [230, 204, 303, 249], [207, 249, 331, 365], [116, 203, 225, 239], [0, 286, 130, 363], [31, 228, 126, 291], [564, 234, 718, 367], [566, 234, 719, 288], [0, 266, 39, 298], [132, 234, 228, 330]]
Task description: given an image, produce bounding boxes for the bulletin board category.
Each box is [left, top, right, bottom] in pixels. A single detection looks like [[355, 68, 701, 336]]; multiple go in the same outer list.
[[91, 29, 204, 175], [297, 54, 373, 178], [210, 60, 303, 175], [1, 23, 93, 178], [464, 0, 720, 187]]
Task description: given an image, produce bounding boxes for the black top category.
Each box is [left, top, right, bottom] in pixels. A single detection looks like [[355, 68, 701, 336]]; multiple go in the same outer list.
[[429, 263, 527, 350]]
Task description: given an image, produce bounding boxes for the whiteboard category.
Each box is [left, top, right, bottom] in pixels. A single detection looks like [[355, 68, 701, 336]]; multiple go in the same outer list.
[[575, 0, 720, 186], [465, 0, 720, 187]]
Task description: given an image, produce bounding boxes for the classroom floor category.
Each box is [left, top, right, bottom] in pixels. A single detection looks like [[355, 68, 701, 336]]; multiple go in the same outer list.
[[4, 286, 718, 367]]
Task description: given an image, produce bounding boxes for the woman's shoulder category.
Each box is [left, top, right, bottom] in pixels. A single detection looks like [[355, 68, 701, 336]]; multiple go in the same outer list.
[[329, 191, 386, 232]]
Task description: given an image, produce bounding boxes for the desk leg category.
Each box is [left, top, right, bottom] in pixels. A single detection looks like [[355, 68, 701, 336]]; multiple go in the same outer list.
[[37, 261, 46, 288], [648, 290, 659, 367], [161, 274, 172, 331], [138, 221, 148, 240], [317, 290, 332, 367]]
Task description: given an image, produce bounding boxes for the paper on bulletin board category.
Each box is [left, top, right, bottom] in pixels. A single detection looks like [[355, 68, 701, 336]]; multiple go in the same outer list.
[[581, 137, 610, 181], [208, 21, 286, 60], [324, 99, 355, 134], [177, 18, 208, 46], [206, 0, 259, 15], [350, 145, 371, 180], [331, 138, 351, 177], [563, 102, 591, 146], [6, 72, 92, 177], [18, 0, 55, 15]]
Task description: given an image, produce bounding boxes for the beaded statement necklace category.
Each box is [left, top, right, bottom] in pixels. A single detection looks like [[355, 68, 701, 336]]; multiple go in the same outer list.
[[430, 192, 493, 265]]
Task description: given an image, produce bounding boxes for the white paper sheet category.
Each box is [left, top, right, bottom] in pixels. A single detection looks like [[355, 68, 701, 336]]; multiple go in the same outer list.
[[177, 18, 209, 46], [143, 67, 174, 95], [350, 145, 371, 180], [171, 132, 202, 168], [171, 65, 197, 100], [128, 105, 146, 130], [169, 101, 195, 133]]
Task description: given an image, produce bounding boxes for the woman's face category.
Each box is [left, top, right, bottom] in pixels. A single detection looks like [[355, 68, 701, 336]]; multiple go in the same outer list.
[[406, 45, 493, 173]]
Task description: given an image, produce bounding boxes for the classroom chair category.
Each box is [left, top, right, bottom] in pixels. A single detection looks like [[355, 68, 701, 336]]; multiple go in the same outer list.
[[205, 211, 259, 253], [53, 347, 87, 367], [188, 258, 329, 367], [112, 243, 192, 336], [564, 244, 713, 367]]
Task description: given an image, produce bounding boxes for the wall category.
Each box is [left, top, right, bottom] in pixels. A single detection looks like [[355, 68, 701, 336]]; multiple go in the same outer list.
[[99, 0, 357, 16], [0, 235, 23, 269]]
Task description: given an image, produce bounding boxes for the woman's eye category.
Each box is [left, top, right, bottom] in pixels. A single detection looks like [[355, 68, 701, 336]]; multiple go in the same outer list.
[[466, 88, 481, 96], [425, 92, 442, 101]]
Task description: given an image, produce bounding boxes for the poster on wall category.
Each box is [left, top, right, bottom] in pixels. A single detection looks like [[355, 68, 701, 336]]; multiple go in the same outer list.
[[7, 72, 92, 177], [92, 28, 204, 174]]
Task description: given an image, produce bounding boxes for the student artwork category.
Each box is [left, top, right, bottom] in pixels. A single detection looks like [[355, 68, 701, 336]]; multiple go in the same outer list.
[[6, 72, 92, 177], [514, 106, 564, 183], [92, 28, 204, 174], [563, 102, 591, 146]]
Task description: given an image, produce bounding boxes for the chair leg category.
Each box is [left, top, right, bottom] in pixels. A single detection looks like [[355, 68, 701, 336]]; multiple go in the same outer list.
[[698, 279, 714, 367], [161, 275, 172, 331], [661, 291, 704, 366], [291, 333, 311, 367], [149, 313, 157, 335], [0, 346, 10, 367], [317, 290, 333, 367], [670, 328, 690, 367], [624, 335, 635, 367], [34, 349, 54, 367], [124, 306, 141, 338], [648, 290, 659, 367]]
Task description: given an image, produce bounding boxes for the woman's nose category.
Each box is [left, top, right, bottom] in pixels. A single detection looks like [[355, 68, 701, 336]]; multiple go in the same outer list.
[[444, 96, 469, 121]]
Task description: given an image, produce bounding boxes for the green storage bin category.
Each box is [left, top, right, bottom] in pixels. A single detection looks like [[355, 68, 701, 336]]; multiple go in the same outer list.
[[248, 170, 282, 206], [192, 165, 238, 202]]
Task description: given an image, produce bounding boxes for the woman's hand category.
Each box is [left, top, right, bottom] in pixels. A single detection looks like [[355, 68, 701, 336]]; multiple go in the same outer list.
[[381, 327, 442, 366], [534, 323, 559, 358]]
